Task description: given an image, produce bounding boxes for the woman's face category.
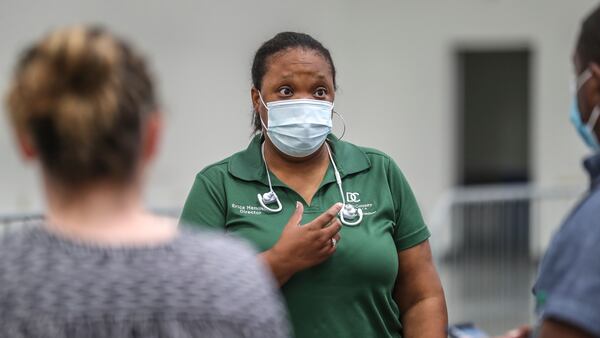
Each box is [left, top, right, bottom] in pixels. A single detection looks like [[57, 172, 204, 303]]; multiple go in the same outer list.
[[252, 47, 335, 127]]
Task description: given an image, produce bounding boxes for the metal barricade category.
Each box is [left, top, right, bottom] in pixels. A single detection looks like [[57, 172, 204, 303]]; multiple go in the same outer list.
[[428, 184, 582, 334]]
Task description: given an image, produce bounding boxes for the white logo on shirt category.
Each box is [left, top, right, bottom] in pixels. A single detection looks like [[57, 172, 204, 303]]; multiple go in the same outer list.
[[231, 203, 264, 215], [346, 192, 361, 203]]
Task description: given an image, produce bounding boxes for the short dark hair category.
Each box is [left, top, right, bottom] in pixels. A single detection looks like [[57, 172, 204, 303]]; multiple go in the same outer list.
[[250, 32, 337, 132], [577, 5, 600, 67]]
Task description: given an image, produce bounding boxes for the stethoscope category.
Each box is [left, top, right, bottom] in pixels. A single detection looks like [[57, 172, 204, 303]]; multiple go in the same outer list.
[[257, 142, 363, 226]]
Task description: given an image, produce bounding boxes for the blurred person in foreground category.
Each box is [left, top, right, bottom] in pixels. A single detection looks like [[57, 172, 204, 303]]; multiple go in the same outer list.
[[0, 25, 288, 338], [497, 5, 600, 338]]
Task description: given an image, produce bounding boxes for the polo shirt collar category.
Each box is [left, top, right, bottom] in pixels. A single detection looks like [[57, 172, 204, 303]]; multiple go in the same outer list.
[[228, 134, 371, 186], [327, 135, 371, 176]]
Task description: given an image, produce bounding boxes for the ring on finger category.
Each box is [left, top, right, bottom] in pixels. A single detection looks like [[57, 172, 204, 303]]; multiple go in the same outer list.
[[330, 238, 337, 247]]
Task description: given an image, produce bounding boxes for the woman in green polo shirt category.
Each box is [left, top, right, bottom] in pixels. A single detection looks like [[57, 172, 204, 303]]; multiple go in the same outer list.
[[180, 32, 447, 338]]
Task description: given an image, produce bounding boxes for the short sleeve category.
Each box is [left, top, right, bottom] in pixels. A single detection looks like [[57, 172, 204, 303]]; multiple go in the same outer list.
[[386, 157, 431, 251], [537, 242, 600, 336], [179, 170, 227, 230]]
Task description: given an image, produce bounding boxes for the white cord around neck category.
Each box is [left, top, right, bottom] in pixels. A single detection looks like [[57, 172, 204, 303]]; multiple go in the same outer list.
[[258, 142, 282, 212], [324, 143, 346, 205], [259, 141, 362, 225], [325, 143, 363, 226], [261, 142, 275, 192]]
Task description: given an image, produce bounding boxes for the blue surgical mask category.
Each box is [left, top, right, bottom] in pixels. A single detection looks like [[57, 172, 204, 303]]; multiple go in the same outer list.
[[571, 69, 600, 151], [259, 93, 333, 157]]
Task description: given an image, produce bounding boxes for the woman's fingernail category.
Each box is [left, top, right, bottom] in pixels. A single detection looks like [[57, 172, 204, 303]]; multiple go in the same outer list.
[[296, 201, 301, 209]]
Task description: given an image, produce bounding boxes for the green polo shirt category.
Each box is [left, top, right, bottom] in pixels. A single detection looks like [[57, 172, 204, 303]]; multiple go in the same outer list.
[[180, 135, 430, 338]]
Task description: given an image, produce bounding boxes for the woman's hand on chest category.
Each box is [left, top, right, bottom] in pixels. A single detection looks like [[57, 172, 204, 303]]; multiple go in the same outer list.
[[262, 202, 343, 285]]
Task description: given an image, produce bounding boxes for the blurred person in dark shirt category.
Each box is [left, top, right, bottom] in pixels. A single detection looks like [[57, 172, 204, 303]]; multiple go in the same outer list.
[[497, 5, 600, 338]]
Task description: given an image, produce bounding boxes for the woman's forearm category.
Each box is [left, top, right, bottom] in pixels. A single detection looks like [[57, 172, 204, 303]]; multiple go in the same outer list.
[[401, 295, 447, 338]]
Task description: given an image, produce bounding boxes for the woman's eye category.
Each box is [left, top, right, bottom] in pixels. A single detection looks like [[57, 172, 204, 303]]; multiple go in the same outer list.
[[278, 87, 293, 96], [314, 88, 327, 97]]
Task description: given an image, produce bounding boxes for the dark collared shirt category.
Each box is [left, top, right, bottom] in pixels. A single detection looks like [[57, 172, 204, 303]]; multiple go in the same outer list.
[[533, 152, 600, 337]]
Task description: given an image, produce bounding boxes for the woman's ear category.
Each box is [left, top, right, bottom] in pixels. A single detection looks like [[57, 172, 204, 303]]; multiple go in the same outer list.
[[251, 87, 261, 114], [16, 132, 37, 160], [251, 87, 267, 131], [589, 63, 600, 104], [141, 113, 163, 164]]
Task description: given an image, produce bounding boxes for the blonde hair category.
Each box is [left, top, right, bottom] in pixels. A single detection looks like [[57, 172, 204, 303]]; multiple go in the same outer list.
[[6, 26, 157, 186]]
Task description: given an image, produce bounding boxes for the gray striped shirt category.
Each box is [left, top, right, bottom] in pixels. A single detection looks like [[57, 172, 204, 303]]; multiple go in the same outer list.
[[0, 223, 289, 338]]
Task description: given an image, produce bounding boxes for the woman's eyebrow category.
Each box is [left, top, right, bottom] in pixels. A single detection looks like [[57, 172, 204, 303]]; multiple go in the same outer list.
[[277, 72, 329, 82]]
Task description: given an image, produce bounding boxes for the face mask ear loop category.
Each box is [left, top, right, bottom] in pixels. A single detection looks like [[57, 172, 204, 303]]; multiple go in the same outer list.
[[587, 106, 600, 133], [260, 117, 269, 134], [257, 142, 282, 213], [578, 69, 600, 137], [258, 91, 269, 110], [577, 69, 593, 90], [333, 110, 347, 141], [257, 91, 270, 135]]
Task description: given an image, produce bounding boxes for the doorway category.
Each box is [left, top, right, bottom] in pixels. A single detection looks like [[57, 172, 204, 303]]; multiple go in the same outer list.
[[455, 48, 531, 254]]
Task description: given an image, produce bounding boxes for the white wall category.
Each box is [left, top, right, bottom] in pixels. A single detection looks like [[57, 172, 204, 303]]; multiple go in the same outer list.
[[0, 0, 597, 225]]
